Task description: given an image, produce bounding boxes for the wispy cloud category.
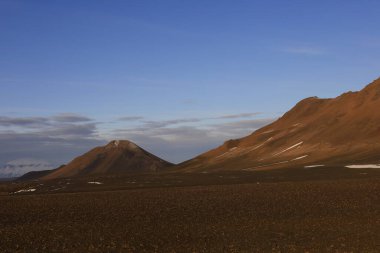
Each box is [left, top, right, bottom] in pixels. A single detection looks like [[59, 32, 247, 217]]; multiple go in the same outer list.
[[281, 47, 326, 55], [118, 116, 145, 122], [214, 112, 261, 119], [128, 112, 261, 129], [0, 112, 276, 166], [0, 113, 93, 127], [0, 159, 53, 178], [0, 114, 104, 166], [0, 116, 49, 127], [110, 117, 276, 163], [52, 113, 93, 123], [141, 118, 203, 128], [0, 130, 105, 168]]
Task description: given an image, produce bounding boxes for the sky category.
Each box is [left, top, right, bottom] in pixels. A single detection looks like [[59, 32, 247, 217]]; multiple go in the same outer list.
[[1, 0, 380, 174]]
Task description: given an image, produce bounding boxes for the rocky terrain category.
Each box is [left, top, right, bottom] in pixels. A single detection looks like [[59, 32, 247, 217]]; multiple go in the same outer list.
[[0, 168, 379, 252]]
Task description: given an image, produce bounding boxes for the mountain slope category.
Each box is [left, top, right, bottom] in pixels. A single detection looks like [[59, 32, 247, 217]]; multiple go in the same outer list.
[[17, 166, 63, 181], [42, 140, 172, 179], [177, 78, 380, 171]]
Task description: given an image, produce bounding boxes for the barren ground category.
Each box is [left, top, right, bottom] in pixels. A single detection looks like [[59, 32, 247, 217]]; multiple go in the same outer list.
[[0, 167, 379, 252]]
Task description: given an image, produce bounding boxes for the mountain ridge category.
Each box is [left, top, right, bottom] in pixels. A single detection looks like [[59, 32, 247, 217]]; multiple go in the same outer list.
[[175, 78, 380, 172]]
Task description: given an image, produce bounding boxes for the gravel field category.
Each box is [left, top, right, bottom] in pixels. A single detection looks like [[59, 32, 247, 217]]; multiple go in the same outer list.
[[0, 169, 379, 252]]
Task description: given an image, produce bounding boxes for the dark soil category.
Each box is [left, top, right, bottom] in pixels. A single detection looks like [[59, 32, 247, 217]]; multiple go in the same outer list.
[[0, 168, 379, 252]]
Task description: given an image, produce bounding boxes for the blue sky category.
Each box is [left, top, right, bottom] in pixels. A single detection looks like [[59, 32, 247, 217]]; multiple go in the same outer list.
[[1, 0, 380, 172]]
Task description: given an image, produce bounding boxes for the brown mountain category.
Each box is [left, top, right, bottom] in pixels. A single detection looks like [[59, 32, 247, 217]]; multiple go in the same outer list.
[[177, 78, 380, 172], [42, 140, 172, 179], [17, 166, 62, 181]]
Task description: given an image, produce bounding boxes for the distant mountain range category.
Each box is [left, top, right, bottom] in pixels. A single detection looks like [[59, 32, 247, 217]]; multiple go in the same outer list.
[[14, 78, 380, 180], [0, 159, 52, 178]]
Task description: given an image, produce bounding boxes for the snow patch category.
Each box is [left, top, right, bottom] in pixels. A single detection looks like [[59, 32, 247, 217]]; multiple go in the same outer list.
[[14, 188, 36, 194], [261, 130, 274, 134], [219, 137, 275, 159], [273, 142, 303, 156], [345, 164, 380, 169], [304, 165, 325, 168], [248, 137, 274, 152], [51, 186, 66, 191], [216, 147, 238, 158], [87, 181, 103, 185], [291, 155, 309, 161]]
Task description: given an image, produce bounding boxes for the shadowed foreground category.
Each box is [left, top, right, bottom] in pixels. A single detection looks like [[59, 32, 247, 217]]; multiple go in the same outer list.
[[0, 172, 379, 253]]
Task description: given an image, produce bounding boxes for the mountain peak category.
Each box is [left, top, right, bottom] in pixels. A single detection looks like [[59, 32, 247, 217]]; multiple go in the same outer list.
[[41, 140, 172, 179], [106, 140, 140, 151]]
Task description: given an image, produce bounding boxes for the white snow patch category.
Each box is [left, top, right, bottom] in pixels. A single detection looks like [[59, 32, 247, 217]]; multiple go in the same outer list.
[[251, 143, 265, 151], [216, 147, 238, 158], [291, 155, 309, 161], [270, 161, 289, 165], [51, 187, 66, 191], [14, 188, 36, 194], [345, 164, 380, 169], [216, 152, 228, 158], [216, 137, 274, 159], [87, 181, 103, 185], [273, 142, 303, 156], [114, 140, 120, 147], [249, 137, 273, 152], [292, 123, 302, 127], [219, 137, 275, 159], [261, 130, 274, 134], [304, 165, 325, 168]]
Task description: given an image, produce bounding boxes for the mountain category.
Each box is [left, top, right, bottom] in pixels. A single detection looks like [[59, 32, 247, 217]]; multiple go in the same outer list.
[[17, 166, 63, 181], [0, 159, 52, 178], [177, 78, 380, 172], [41, 140, 173, 180]]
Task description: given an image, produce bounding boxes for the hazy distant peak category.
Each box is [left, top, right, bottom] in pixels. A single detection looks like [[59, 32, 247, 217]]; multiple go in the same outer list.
[[0, 159, 52, 178]]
